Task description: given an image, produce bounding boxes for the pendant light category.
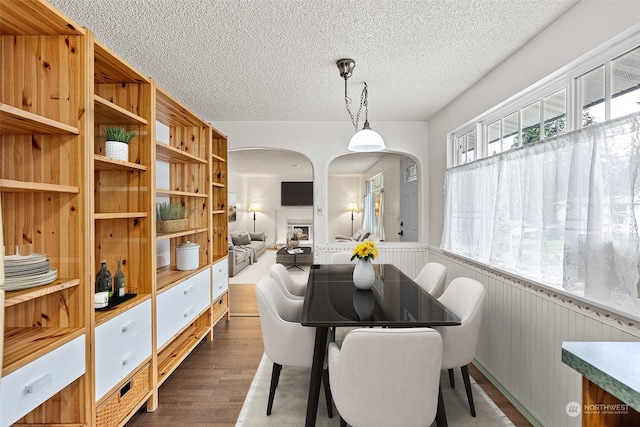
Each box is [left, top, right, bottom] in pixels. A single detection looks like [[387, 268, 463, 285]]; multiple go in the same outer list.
[[337, 58, 385, 152]]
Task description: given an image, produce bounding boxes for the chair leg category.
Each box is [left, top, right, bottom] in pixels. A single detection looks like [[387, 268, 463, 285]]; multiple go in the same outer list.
[[435, 384, 448, 427], [461, 365, 476, 417], [340, 416, 347, 427], [323, 368, 333, 418], [267, 363, 282, 415], [448, 368, 455, 388]]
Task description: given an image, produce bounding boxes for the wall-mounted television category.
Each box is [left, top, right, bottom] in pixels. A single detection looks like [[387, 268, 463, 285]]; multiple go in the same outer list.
[[281, 181, 313, 206]]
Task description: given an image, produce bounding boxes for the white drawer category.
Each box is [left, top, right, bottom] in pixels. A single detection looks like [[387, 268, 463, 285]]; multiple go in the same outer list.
[[1, 335, 85, 427], [212, 259, 228, 300], [95, 327, 152, 400], [157, 268, 211, 348], [95, 299, 151, 361]]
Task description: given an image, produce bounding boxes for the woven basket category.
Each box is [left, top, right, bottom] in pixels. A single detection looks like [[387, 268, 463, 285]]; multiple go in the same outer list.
[[156, 218, 188, 233], [213, 293, 229, 324], [96, 364, 150, 427]]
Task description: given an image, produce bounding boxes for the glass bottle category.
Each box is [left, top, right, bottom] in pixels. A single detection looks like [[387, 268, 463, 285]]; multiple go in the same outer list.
[[95, 260, 112, 298], [114, 259, 125, 299]]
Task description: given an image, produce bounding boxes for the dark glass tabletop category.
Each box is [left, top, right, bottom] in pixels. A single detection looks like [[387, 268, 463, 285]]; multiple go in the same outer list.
[[301, 263, 461, 327]]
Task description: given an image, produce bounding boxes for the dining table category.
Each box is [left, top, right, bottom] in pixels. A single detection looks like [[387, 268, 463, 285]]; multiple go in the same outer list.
[[300, 263, 462, 427]]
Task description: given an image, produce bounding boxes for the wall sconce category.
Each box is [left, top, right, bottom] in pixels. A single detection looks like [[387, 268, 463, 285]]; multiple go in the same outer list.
[[346, 201, 359, 235], [247, 202, 260, 232]]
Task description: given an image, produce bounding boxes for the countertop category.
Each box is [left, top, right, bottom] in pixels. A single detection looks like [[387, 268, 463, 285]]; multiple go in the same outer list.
[[562, 341, 640, 412]]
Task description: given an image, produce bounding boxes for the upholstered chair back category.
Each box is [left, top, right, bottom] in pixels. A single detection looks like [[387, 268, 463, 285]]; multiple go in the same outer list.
[[328, 328, 443, 427]]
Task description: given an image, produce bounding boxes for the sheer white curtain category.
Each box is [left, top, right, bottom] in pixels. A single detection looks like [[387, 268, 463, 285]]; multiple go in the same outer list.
[[441, 113, 640, 314]]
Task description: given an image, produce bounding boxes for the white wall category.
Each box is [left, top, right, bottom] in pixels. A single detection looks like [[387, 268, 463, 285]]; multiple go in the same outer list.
[[213, 121, 429, 245], [327, 175, 363, 238], [227, 171, 314, 245], [426, 2, 640, 426]]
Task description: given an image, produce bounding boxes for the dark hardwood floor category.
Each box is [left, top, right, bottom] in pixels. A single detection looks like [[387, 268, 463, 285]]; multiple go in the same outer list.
[[126, 286, 532, 426]]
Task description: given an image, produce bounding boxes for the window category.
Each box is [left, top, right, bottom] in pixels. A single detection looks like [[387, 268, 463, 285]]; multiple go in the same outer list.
[[363, 173, 384, 241], [449, 40, 640, 167], [445, 30, 640, 318], [611, 46, 640, 119], [456, 130, 476, 164]]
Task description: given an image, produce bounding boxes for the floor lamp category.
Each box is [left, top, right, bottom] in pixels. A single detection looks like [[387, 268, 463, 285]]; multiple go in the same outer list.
[[247, 202, 260, 232], [346, 201, 359, 236]]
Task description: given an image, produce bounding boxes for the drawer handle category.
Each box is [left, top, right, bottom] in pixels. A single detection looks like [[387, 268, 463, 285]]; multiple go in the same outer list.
[[121, 321, 136, 334], [122, 352, 136, 367], [25, 374, 52, 395], [183, 306, 194, 318], [183, 286, 194, 295]]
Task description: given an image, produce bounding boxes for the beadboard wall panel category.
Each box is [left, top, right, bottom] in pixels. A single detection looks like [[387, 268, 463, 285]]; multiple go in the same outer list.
[[428, 246, 640, 427], [315, 243, 429, 278]]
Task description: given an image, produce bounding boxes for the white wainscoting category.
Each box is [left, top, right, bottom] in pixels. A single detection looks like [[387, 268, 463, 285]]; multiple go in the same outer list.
[[315, 242, 429, 278], [427, 246, 640, 427]]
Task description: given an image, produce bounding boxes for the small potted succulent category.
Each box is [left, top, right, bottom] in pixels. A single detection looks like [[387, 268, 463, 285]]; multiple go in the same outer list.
[[104, 126, 136, 161], [156, 202, 191, 233]]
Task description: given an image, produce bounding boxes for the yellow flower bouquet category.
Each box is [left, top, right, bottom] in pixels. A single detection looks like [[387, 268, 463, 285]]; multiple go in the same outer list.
[[351, 241, 378, 262]]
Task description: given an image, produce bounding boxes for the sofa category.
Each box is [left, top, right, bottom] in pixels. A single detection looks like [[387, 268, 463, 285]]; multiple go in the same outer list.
[[334, 227, 370, 242], [228, 231, 267, 276]]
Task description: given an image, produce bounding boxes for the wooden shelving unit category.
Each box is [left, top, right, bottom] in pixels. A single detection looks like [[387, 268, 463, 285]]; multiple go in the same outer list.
[[0, 1, 90, 425], [154, 85, 223, 404], [1, 2, 229, 425], [90, 32, 154, 424]]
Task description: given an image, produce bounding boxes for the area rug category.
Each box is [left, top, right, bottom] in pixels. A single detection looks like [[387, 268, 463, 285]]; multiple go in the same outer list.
[[236, 353, 514, 427]]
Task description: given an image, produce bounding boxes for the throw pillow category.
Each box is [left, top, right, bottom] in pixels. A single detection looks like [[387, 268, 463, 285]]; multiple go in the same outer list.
[[360, 232, 371, 241], [352, 233, 361, 241], [233, 232, 251, 246], [249, 232, 264, 241]]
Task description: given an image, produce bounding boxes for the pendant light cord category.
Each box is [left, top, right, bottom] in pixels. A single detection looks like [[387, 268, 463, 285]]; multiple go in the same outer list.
[[344, 81, 368, 132]]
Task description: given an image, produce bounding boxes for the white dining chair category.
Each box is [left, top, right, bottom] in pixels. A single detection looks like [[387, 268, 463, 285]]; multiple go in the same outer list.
[[414, 262, 447, 298], [329, 251, 354, 264], [255, 277, 333, 417], [328, 327, 443, 427], [434, 276, 486, 417], [269, 262, 306, 299]]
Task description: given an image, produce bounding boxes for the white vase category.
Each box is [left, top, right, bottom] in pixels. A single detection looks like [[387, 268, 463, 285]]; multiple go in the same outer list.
[[105, 140, 129, 161], [352, 259, 375, 290]]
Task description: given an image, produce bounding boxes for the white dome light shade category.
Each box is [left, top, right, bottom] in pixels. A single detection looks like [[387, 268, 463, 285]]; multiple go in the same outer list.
[[348, 124, 385, 152]]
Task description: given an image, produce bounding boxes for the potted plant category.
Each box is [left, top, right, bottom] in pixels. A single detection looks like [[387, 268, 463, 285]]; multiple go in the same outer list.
[[104, 126, 135, 161], [156, 202, 191, 233]]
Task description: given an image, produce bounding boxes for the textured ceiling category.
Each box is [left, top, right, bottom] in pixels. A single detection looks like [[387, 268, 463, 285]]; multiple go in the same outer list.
[[49, 0, 579, 124]]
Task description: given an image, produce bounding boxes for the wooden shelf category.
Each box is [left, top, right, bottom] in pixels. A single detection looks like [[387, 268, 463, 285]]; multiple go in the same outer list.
[[94, 94, 148, 125], [212, 182, 225, 188], [0, 179, 80, 193], [0, 103, 79, 135], [155, 87, 204, 128], [212, 254, 228, 264], [3, 327, 85, 376], [95, 212, 148, 220], [156, 227, 209, 241], [156, 264, 209, 292], [3, 279, 81, 307], [95, 294, 152, 327], [94, 38, 151, 84], [156, 323, 210, 387], [94, 154, 148, 171], [155, 189, 208, 198], [156, 141, 207, 164], [212, 210, 225, 215], [212, 153, 226, 162], [0, 1, 84, 35]]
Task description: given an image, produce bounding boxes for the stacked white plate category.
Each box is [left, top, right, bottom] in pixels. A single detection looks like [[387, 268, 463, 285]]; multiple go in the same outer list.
[[2, 253, 58, 291]]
